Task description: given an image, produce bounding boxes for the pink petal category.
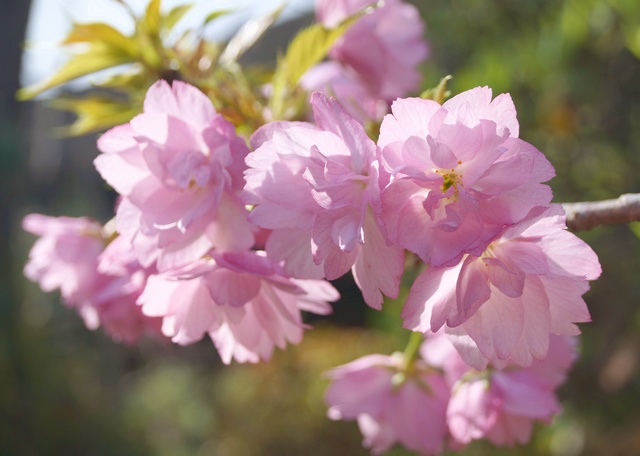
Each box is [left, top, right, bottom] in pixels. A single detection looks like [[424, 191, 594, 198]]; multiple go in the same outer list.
[[352, 210, 404, 309]]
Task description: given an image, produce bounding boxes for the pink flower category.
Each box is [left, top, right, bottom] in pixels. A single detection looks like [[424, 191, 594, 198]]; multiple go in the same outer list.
[[325, 353, 449, 455], [300, 62, 388, 123], [317, 0, 428, 102], [245, 92, 404, 309], [23, 214, 104, 306], [23, 214, 162, 343], [305, 0, 429, 122], [403, 205, 601, 368], [95, 80, 254, 271], [93, 235, 164, 343], [442, 335, 577, 446], [379, 87, 555, 267], [138, 250, 339, 364]]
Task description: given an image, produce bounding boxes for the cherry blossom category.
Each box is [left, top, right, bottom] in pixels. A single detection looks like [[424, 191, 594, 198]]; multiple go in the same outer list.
[[305, 0, 429, 122], [23, 214, 162, 343], [403, 205, 601, 368], [325, 352, 449, 455], [245, 92, 404, 309], [379, 87, 555, 267], [421, 333, 578, 446], [95, 80, 255, 271], [138, 250, 338, 364]]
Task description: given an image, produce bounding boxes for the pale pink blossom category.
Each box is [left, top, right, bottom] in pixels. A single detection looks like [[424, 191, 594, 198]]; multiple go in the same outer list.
[[300, 62, 388, 123], [403, 205, 601, 368], [325, 352, 449, 455], [379, 87, 555, 267], [438, 335, 578, 446], [305, 0, 429, 122], [317, 0, 428, 101], [23, 214, 104, 306], [95, 80, 254, 271], [245, 92, 404, 309], [138, 250, 339, 364], [23, 214, 162, 343], [93, 234, 164, 343]]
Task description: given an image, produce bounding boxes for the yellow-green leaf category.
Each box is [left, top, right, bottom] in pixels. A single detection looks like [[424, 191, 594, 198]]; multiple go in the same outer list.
[[96, 70, 148, 92], [144, 0, 162, 36], [268, 15, 358, 119], [420, 75, 452, 104], [49, 96, 142, 136], [63, 22, 138, 56], [623, 24, 640, 60], [281, 19, 357, 88], [629, 221, 640, 239], [162, 4, 193, 33], [203, 9, 233, 26], [17, 44, 138, 100]]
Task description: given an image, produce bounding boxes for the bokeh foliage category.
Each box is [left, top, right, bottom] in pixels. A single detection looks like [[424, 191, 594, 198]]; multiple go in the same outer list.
[[4, 0, 640, 455]]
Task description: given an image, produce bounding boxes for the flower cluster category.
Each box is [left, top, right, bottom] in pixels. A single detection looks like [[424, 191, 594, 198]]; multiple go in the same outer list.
[[21, 0, 601, 454], [25, 80, 341, 363], [247, 86, 600, 367], [325, 332, 578, 454], [244, 85, 599, 451], [22, 214, 162, 343]]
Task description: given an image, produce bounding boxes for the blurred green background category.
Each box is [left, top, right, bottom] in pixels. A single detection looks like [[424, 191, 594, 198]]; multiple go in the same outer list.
[[2, 1, 640, 455]]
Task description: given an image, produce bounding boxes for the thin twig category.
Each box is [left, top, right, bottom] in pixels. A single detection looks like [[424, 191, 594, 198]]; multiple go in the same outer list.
[[562, 193, 640, 232]]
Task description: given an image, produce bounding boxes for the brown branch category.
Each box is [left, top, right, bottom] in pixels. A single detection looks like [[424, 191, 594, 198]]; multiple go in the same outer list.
[[562, 193, 640, 232]]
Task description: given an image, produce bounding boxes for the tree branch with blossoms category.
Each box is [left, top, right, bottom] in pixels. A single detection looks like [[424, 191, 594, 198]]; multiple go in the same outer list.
[[18, 0, 640, 454]]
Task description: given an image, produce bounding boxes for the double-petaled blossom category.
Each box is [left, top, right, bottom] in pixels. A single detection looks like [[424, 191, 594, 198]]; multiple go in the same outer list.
[[23, 214, 162, 343], [403, 205, 601, 368], [303, 0, 429, 122], [325, 352, 450, 455], [379, 87, 556, 268], [245, 92, 404, 309], [138, 250, 339, 364], [95, 80, 254, 271], [422, 332, 578, 446]]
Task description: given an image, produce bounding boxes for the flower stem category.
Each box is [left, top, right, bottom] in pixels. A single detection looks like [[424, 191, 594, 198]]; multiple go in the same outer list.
[[402, 331, 424, 370]]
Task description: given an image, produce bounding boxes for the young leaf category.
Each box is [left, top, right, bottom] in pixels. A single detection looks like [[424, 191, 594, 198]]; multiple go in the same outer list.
[[268, 16, 358, 119], [64, 22, 137, 55], [282, 19, 357, 87], [421, 75, 453, 104], [17, 21, 140, 100], [143, 0, 162, 37], [49, 96, 142, 136], [162, 4, 193, 33], [17, 44, 138, 100], [203, 9, 233, 26]]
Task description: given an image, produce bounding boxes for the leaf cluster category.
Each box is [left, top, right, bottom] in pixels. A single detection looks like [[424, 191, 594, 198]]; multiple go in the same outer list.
[[18, 0, 364, 137]]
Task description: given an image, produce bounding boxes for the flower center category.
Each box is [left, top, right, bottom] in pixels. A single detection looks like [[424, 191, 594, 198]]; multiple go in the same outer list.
[[434, 160, 463, 195]]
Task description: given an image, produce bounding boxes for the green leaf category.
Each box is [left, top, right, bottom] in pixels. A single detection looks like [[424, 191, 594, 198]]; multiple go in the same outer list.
[[282, 19, 357, 88], [96, 70, 148, 92], [268, 15, 358, 119], [63, 22, 137, 55], [622, 24, 640, 60], [144, 0, 162, 36], [203, 9, 233, 26], [629, 221, 640, 239], [420, 75, 452, 104], [17, 21, 140, 100], [17, 44, 138, 100], [48, 96, 142, 136], [219, 3, 285, 66], [162, 4, 193, 33]]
